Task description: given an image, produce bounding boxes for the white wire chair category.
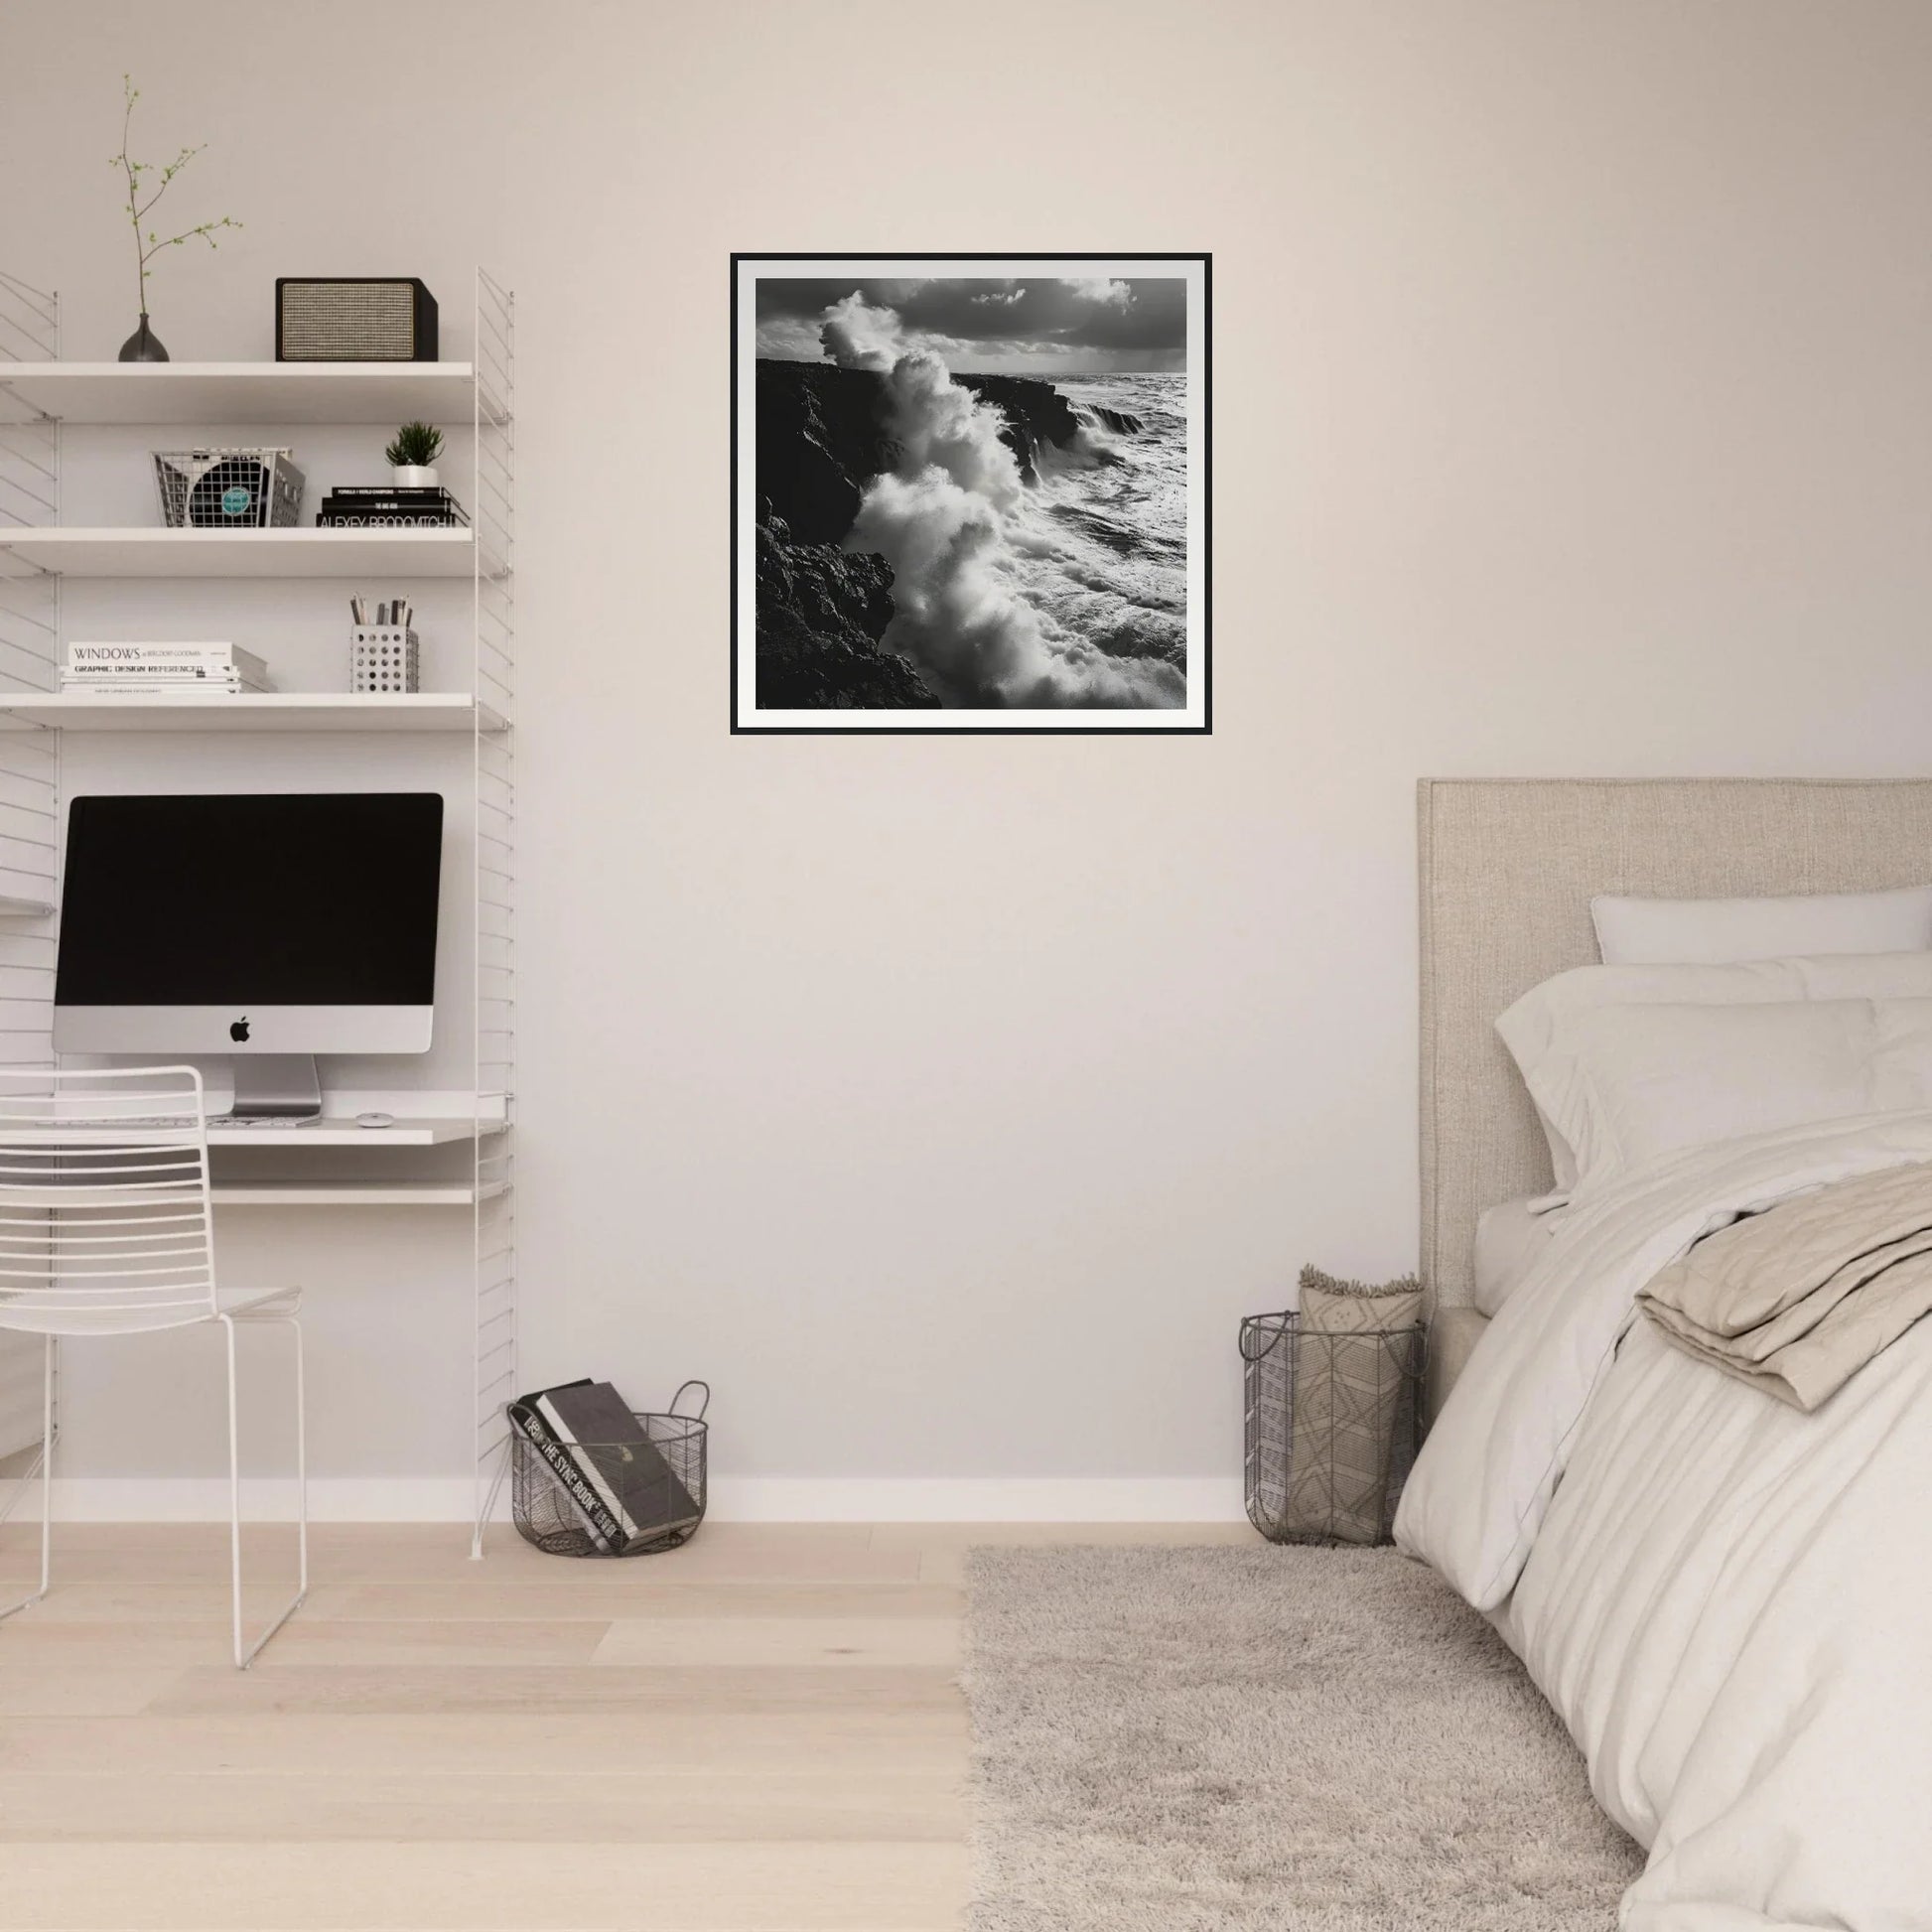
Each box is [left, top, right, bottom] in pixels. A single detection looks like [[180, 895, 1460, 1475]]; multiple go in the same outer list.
[[0, 1065, 306, 1667]]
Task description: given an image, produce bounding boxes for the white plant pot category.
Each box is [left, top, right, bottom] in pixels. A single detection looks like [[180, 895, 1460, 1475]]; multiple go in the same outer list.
[[392, 465, 439, 488]]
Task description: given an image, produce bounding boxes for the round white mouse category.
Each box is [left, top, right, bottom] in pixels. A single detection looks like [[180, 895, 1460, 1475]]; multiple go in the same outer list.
[[356, 1111, 395, 1130]]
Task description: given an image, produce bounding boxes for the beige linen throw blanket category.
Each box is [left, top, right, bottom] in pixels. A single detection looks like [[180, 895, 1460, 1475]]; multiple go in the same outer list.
[[1639, 1160, 1932, 1410]]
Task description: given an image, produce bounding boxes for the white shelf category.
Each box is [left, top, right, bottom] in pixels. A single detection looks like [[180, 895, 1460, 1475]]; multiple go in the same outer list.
[[0, 527, 482, 579], [211, 1179, 504, 1207], [0, 361, 482, 426], [0, 692, 504, 734], [1, 1117, 483, 1149]]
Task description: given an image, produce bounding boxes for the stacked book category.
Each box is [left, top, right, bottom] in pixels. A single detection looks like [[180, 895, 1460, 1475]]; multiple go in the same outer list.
[[316, 484, 469, 529], [64, 641, 271, 694], [509, 1379, 703, 1555]]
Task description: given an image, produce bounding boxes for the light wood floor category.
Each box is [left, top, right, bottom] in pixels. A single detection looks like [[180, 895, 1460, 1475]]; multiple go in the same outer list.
[[0, 1520, 1251, 1930]]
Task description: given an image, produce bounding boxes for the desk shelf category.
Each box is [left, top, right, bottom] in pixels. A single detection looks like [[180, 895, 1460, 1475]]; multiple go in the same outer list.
[[209, 1117, 485, 1148], [211, 1179, 507, 1207], [2, 1116, 490, 1150]]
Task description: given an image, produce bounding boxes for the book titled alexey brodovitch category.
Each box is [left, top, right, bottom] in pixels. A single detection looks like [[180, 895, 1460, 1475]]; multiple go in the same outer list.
[[509, 1379, 703, 1555], [317, 484, 470, 529]]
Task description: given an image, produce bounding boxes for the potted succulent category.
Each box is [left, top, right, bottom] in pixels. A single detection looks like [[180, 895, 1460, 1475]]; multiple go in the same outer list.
[[384, 421, 444, 488], [110, 75, 241, 361]]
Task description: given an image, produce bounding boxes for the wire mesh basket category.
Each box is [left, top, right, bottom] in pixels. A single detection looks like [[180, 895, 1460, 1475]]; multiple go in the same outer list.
[[509, 1381, 708, 1558], [153, 448, 306, 528], [1242, 1311, 1423, 1547]]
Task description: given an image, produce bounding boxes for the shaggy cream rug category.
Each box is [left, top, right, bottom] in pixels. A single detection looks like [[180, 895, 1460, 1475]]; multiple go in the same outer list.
[[962, 1545, 1642, 1929]]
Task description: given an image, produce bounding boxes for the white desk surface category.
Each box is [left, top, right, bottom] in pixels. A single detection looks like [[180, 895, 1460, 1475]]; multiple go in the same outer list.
[[209, 1117, 488, 1147], [2, 1117, 494, 1149]]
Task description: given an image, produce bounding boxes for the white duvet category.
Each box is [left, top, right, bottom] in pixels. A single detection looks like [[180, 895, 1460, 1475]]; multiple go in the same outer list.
[[1396, 1112, 1932, 1930]]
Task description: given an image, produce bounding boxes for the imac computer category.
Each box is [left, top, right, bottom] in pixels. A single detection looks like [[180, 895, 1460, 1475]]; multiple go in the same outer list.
[[53, 792, 445, 1120]]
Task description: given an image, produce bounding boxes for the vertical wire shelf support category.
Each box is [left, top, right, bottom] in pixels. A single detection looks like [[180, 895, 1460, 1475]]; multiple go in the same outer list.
[[471, 269, 515, 1556], [0, 270, 62, 1484]]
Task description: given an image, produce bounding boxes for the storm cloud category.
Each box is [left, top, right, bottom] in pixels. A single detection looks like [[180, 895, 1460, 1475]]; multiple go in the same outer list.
[[753, 275, 1187, 373]]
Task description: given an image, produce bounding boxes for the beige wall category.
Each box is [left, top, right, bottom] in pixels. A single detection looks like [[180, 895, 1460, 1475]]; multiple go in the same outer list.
[[5, 1, 1931, 1503]]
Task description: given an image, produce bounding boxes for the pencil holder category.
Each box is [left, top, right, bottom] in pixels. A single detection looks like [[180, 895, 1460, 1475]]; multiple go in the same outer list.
[[350, 625, 420, 694]]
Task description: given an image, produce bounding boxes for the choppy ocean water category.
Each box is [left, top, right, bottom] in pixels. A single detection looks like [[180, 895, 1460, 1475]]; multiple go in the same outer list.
[[1029, 372, 1189, 674]]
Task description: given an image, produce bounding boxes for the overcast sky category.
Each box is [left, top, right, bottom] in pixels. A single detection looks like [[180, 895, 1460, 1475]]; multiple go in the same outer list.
[[753, 276, 1188, 375]]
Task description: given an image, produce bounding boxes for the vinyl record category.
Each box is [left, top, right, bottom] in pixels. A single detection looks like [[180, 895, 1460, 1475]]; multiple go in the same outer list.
[[187, 457, 266, 527]]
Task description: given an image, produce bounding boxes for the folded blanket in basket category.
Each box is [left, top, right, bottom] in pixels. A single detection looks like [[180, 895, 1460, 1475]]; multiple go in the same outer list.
[[1282, 1268, 1423, 1544], [1638, 1160, 1932, 1410]]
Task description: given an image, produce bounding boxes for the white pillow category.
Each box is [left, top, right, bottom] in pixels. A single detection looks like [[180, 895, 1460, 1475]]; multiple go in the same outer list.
[[1591, 885, 1932, 965], [1472, 1196, 1562, 1316], [1507, 997, 1932, 1201], [1497, 952, 1932, 1196]]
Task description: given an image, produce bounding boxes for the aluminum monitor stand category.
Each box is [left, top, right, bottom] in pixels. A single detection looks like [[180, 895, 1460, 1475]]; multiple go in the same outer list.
[[225, 1054, 323, 1121]]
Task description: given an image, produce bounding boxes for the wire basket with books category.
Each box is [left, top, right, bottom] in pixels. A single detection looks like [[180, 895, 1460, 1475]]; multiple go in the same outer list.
[[508, 1379, 708, 1557]]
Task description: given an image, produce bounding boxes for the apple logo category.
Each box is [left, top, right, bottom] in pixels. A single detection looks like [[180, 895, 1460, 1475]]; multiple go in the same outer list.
[[229, 1018, 250, 1043]]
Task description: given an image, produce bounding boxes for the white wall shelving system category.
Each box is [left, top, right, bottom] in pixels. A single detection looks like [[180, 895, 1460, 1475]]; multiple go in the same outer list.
[[0, 268, 517, 1549]]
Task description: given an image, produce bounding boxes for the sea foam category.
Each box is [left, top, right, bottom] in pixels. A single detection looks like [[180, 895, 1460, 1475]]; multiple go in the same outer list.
[[821, 296, 1185, 710]]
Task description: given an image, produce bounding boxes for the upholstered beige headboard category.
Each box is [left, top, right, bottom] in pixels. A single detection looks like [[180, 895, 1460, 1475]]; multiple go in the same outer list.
[[1419, 777, 1932, 1311]]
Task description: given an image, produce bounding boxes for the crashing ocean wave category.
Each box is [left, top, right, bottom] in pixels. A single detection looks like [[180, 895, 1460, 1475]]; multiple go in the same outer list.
[[820, 296, 1187, 710]]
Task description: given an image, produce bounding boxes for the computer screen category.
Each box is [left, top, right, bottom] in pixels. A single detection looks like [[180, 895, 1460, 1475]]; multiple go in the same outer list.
[[54, 792, 444, 1055]]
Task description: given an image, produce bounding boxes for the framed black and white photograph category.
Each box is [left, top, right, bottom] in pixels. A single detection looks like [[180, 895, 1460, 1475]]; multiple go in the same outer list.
[[732, 254, 1210, 733]]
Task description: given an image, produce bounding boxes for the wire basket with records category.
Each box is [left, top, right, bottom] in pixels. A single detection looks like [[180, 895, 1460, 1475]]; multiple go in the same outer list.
[[508, 1379, 709, 1557], [153, 448, 305, 528]]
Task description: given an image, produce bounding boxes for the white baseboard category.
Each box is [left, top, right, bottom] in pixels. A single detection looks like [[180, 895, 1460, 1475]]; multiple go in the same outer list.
[[26, 1475, 1247, 1525], [708, 1478, 1247, 1522]]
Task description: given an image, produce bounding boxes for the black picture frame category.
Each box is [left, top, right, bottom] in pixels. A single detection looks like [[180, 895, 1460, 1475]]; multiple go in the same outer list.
[[732, 253, 1212, 735]]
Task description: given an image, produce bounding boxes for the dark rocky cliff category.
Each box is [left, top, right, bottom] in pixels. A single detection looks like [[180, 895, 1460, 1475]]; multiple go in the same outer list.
[[757, 361, 1138, 534], [753, 526, 935, 710], [752, 359, 1138, 710], [756, 362, 896, 545]]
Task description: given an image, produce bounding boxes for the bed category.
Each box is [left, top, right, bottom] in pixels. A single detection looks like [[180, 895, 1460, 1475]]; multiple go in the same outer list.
[[1399, 777, 1932, 1931]]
